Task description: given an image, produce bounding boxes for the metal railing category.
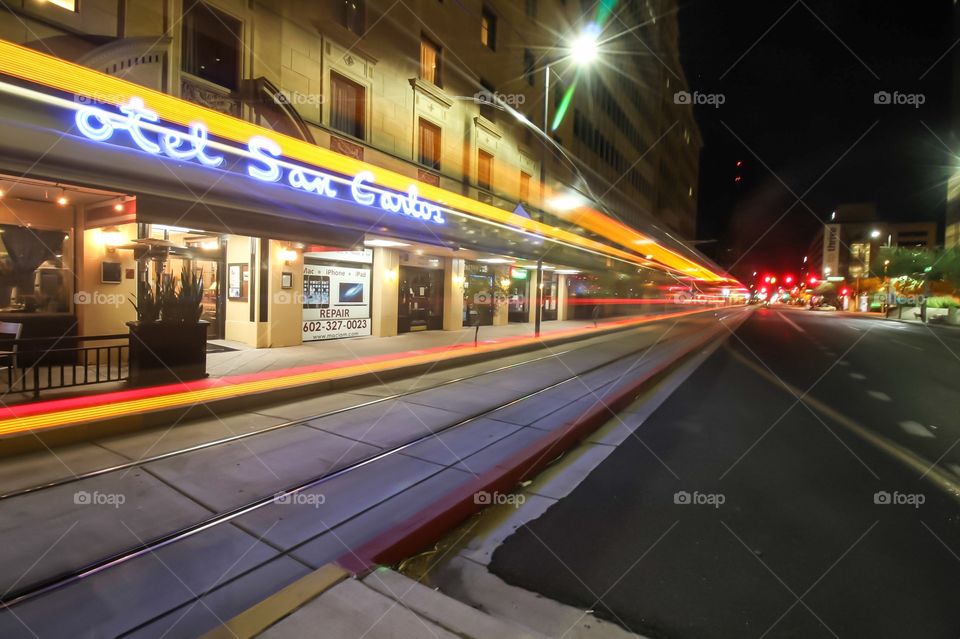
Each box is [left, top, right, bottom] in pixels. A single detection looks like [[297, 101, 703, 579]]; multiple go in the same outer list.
[[2, 334, 129, 400]]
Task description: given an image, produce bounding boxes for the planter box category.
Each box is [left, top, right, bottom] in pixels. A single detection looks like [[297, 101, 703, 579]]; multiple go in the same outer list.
[[127, 321, 208, 386]]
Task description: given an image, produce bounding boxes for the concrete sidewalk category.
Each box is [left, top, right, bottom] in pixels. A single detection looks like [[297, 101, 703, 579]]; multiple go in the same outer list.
[[0, 307, 728, 452], [205, 316, 637, 379]]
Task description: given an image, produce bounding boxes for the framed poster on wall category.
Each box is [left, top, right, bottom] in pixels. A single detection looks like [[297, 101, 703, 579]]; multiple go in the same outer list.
[[302, 260, 372, 341], [228, 263, 249, 300]]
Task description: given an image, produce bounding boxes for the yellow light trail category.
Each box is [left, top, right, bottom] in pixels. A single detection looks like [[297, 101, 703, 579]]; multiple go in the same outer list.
[[0, 39, 728, 282]]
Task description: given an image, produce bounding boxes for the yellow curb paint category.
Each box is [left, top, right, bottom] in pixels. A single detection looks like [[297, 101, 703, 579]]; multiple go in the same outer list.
[[0, 308, 716, 438], [200, 564, 349, 639]]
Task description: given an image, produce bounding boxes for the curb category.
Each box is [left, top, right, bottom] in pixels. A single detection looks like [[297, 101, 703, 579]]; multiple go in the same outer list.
[[334, 318, 736, 574]]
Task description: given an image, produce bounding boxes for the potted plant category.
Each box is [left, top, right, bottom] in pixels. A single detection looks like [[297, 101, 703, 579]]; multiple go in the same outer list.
[[128, 266, 209, 386]]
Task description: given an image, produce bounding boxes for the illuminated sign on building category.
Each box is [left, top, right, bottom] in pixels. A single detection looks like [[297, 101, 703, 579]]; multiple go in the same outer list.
[[75, 98, 446, 225]]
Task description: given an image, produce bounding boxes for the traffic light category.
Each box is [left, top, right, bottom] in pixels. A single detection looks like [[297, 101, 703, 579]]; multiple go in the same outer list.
[[808, 275, 818, 284], [840, 288, 849, 296], [784, 275, 794, 284]]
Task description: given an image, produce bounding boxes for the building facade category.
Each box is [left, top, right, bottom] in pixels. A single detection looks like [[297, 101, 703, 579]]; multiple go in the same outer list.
[[0, 0, 719, 350], [806, 203, 938, 282]]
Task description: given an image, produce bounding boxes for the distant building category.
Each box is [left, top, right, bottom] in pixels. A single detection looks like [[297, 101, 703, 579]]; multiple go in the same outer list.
[[806, 203, 938, 281]]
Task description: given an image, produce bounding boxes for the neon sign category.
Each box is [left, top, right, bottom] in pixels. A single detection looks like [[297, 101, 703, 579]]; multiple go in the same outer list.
[[75, 98, 445, 225]]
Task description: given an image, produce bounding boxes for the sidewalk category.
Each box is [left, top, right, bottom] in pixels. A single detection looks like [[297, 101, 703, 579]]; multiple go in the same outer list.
[[0, 308, 724, 449]]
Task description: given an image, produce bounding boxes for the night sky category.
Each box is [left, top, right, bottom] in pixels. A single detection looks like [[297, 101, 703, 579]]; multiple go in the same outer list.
[[676, 0, 955, 279]]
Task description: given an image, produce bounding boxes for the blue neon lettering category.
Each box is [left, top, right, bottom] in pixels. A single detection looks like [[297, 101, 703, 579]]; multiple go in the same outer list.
[[247, 136, 282, 182], [75, 97, 444, 225], [350, 171, 377, 206], [75, 97, 223, 166]]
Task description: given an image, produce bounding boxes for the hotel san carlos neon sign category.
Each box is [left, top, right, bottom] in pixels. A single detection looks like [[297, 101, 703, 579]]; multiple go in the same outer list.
[[75, 97, 446, 225]]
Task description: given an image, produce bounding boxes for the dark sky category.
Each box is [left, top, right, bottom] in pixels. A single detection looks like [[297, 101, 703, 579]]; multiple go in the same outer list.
[[675, 0, 955, 279]]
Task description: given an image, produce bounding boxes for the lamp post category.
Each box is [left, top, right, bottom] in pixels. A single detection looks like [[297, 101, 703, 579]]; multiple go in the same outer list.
[[535, 26, 599, 338]]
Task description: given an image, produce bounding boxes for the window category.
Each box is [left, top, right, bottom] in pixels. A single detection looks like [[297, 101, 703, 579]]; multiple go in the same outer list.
[[46, 0, 76, 10], [479, 80, 496, 121], [524, 49, 536, 86], [182, 0, 242, 90], [418, 119, 441, 170], [480, 8, 496, 50], [478, 150, 493, 190], [330, 72, 366, 139], [339, 0, 365, 34], [420, 37, 441, 86], [519, 171, 531, 203]]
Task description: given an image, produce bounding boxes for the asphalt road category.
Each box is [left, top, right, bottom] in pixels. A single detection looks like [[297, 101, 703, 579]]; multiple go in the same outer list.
[[489, 308, 960, 639]]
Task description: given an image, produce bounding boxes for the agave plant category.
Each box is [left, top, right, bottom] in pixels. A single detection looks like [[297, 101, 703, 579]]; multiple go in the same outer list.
[[176, 266, 205, 324], [130, 280, 162, 322], [158, 273, 180, 323]]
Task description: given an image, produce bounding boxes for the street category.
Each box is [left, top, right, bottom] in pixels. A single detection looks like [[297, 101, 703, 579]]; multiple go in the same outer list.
[[487, 309, 960, 638]]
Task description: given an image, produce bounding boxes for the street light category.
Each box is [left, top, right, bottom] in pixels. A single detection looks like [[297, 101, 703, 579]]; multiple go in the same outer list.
[[535, 25, 600, 339], [568, 25, 600, 66], [870, 229, 881, 239]]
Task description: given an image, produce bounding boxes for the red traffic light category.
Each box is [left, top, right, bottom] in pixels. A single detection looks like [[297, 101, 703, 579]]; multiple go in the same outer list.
[[784, 275, 794, 284], [808, 275, 818, 284]]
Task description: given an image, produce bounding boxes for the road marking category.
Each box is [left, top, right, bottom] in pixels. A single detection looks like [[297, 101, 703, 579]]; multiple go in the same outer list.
[[899, 420, 935, 438], [727, 346, 960, 503], [867, 390, 891, 401], [837, 361, 850, 367], [948, 464, 960, 477], [849, 372, 866, 380], [777, 311, 805, 333], [891, 339, 923, 351]]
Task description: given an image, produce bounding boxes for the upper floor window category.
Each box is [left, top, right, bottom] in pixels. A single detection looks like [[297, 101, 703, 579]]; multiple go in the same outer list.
[[182, 0, 241, 90], [523, 49, 535, 86], [338, 0, 365, 34], [479, 80, 496, 121], [420, 37, 441, 86], [525, 0, 537, 19], [519, 171, 531, 203], [330, 72, 366, 139], [46, 0, 76, 10], [418, 119, 441, 170], [480, 8, 496, 50], [478, 150, 493, 190]]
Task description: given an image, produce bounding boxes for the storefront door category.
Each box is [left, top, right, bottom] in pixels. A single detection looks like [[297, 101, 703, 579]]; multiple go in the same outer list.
[[463, 264, 494, 326], [398, 266, 444, 333]]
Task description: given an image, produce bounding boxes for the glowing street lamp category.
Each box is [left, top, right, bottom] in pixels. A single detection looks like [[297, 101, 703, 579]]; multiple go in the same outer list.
[[568, 25, 600, 66], [544, 25, 602, 132]]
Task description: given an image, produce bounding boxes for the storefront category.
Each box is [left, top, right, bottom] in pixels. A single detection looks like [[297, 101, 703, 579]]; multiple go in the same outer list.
[[301, 249, 373, 341], [0, 41, 727, 356], [506, 266, 530, 323], [541, 270, 559, 321], [463, 262, 496, 327]]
